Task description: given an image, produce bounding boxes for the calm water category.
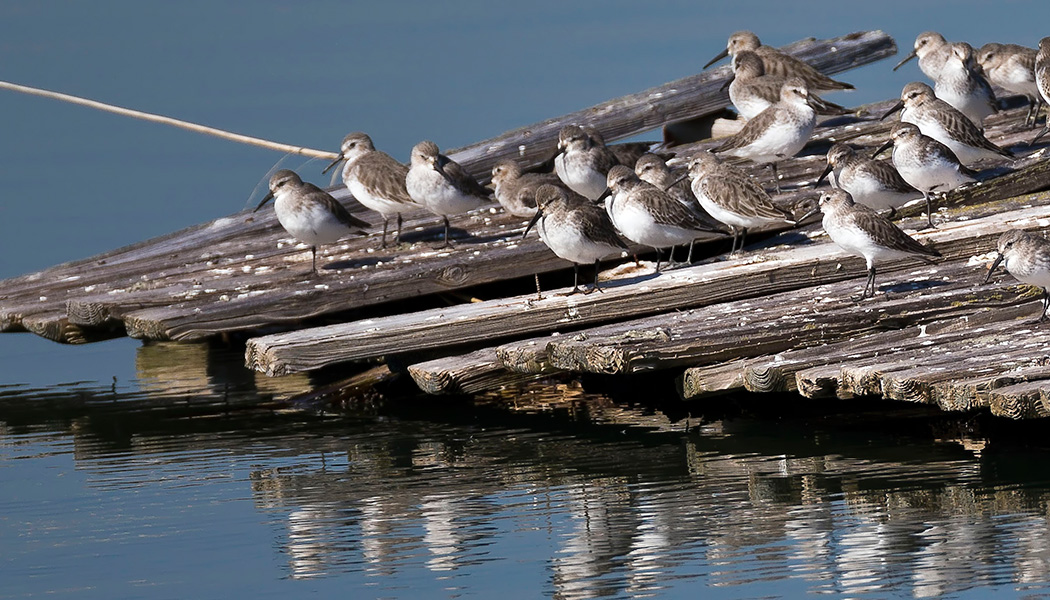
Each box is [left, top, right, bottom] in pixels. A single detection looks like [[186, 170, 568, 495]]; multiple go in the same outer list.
[[4, 1, 1050, 598]]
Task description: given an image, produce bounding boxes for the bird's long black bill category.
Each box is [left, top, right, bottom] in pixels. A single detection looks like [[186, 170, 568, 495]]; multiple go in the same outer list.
[[797, 207, 821, 224], [1032, 126, 1050, 147], [254, 190, 275, 212], [879, 100, 905, 121], [872, 139, 894, 159], [816, 162, 834, 186], [667, 174, 689, 190], [892, 50, 917, 72], [522, 208, 544, 240], [719, 75, 734, 93], [984, 253, 1005, 284], [321, 155, 344, 175], [703, 47, 730, 70]]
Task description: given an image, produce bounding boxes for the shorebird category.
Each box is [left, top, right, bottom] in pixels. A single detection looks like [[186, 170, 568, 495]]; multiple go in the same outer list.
[[875, 122, 977, 229], [1032, 38, 1050, 144], [882, 82, 1013, 165], [634, 153, 695, 207], [523, 184, 628, 294], [681, 151, 794, 254], [490, 159, 563, 218], [977, 42, 1041, 126], [552, 125, 620, 200], [934, 42, 998, 126], [894, 31, 952, 80], [817, 143, 921, 213], [254, 169, 370, 273], [711, 77, 817, 192], [406, 140, 491, 248], [726, 50, 849, 120], [635, 153, 724, 262], [322, 132, 418, 248], [808, 189, 940, 301], [703, 30, 854, 92], [603, 165, 721, 270], [985, 229, 1050, 322]]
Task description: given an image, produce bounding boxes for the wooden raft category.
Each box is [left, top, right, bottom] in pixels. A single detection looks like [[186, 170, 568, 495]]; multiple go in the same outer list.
[[0, 31, 895, 345]]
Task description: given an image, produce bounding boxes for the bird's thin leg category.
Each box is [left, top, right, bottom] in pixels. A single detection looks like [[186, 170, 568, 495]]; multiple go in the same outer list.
[[567, 263, 583, 295], [434, 216, 453, 249], [380, 218, 389, 249], [534, 274, 543, 300], [590, 259, 605, 294], [920, 191, 935, 230], [853, 267, 876, 301], [687, 239, 697, 264], [769, 163, 781, 195], [654, 247, 663, 272], [395, 213, 403, 245], [311, 246, 318, 274], [1040, 288, 1050, 323]]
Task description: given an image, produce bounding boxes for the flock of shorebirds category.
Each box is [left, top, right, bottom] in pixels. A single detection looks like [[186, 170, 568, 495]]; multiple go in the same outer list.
[[253, 31, 1050, 321]]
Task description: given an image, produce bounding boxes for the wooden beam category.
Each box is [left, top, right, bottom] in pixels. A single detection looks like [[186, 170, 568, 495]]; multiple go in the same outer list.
[[406, 348, 550, 395], [446, 31, 898, 179]]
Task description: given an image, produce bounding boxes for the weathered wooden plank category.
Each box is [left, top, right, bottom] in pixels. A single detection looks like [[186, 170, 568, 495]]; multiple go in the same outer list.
[[794, 308, 1045, 400], [245, 198, 1050, 377], [545, 273, 1034, 376], [494, 335, 564, 375], [406, 348, 550, 395], [880, 348, 1050, 406], [446, 30, 898, 178], [986, 380, 1050, 419], [679, 318, 983, 400], [20, 310, 126, 345], [934, 365, 1050, 413]]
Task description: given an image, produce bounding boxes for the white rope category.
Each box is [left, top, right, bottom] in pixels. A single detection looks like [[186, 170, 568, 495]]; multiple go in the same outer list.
[[0, 80, 341, 160]]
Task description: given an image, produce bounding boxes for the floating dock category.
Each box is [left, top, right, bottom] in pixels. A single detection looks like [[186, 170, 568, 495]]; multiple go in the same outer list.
[[6, 30, 1050, 419]]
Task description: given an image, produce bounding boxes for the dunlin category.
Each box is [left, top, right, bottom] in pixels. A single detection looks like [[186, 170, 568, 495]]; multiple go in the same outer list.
[[704, 30, 854, 92], [882, 82, 1012, 164], [817, 143, 921, 213], [406, 140, 491, 248], [894, 31, 952, 79], [255, 169, 370, 273], [1031, 37, 1050, 144], [553, 125, 620, 200], [636, 153, 724, 262], [875, 122, 977, 228], [604, 165, 721, 270], [977, 42, 1041, 126], [490, 159, 563, 218], [810, 189, 940, 300], [712, 77, 817, 192], [985, 229, 1050, 321], [682, 151, 794, 254], [727, 50, 848, 120], [322, 132, 418, 248], [934, 42, 998, 126], [523, 184, 628, 294]]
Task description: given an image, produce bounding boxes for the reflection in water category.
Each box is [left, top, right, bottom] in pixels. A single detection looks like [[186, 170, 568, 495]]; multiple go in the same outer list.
[[5, 368, 1050, 598]]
